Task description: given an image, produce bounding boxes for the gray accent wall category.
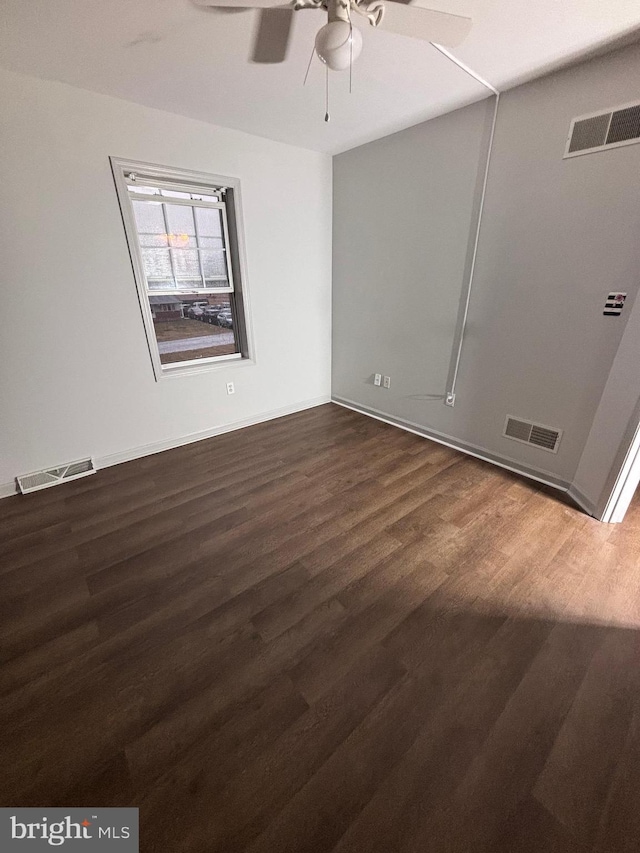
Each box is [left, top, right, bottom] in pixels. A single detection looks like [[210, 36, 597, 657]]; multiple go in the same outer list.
[[573, 288, 640, 511], [332, 42, 640, 486]]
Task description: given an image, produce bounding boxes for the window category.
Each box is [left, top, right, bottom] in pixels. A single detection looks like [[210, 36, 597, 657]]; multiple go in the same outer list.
[[111, 158, 252, 379]]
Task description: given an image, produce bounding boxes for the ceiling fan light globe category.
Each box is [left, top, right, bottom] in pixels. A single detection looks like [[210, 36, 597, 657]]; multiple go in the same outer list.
[[314, 20, 362, 71]]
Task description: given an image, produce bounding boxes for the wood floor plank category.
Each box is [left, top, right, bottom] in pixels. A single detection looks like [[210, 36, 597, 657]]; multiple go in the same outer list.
[[288, 552, 447, 704], [486, 796, 591, 853], [330, 613, 549, 853], [593, 701, 640, 853], [533, 627, 640, 846], [121, 594, 351, 788], [182, 644, 406, 853], [396, 620, 604, 853], [253, 531, 402, 641], [135, 675, 310, 852]]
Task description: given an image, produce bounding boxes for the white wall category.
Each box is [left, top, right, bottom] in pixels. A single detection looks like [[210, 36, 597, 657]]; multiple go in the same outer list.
[[0, 68, 332, 488], [332, 42, 640, 487]]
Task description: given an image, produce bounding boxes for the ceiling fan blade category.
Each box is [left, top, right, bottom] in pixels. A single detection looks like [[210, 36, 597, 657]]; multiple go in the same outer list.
[[378, 2, 472, 47], [251, 8, 294, 62], [192, 0, 291, 9]]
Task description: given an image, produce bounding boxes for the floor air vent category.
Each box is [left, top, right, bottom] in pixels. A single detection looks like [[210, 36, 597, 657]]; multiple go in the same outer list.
[[503, 416, 562, 454], [565, 101, 640, 158], [17, 458, 96, 494]]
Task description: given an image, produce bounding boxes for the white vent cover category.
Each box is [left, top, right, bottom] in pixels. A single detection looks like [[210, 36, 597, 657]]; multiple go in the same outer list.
[[17, 458, 96, 494], [565, 101, 640, 158], [503, 416, 562, 454]]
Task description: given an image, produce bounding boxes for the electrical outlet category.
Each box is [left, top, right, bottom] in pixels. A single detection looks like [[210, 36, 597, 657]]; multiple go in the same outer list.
[[445, 392, 455, 407], [374, 373, 382, 387], [383, 376, 391, 389], [226, 382, 235, 395]]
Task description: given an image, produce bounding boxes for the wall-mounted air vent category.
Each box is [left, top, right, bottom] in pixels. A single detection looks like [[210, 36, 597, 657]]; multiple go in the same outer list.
[[17, 458, 96, 494], [503, 416, 562, 454], [565, 101, 640, 158]]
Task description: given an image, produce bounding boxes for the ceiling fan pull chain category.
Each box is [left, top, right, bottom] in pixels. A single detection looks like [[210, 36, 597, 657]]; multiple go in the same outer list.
[[325, 65, 330, 122]]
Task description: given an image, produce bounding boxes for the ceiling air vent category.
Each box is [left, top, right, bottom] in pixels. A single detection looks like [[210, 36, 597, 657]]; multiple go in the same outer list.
[[503, 416, 562, 454], [565, 101, 640, 158], [17, 458, 96, 494]]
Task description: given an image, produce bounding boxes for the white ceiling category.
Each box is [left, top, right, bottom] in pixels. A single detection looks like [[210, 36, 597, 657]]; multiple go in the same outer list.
[[1, 0, 639, 153]]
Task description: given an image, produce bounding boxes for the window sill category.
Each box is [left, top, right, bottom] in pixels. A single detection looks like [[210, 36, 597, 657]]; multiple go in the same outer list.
[[158, 353, 255, 381]]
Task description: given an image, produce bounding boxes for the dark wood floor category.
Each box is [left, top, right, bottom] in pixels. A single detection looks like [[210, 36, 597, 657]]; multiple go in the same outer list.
[[2, 403, 640, 852]]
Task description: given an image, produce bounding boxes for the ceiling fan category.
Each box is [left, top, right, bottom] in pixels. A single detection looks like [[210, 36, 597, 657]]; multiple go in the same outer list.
[[192, 0, 472, 69]]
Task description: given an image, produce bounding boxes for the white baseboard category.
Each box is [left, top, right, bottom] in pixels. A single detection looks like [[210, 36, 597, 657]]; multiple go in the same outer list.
[[332, 395, 572, 494], [0, 397, 593, 513], [0, 480, 18, 500], [96, 395, 331, 470], [0, 395, 331, 501]]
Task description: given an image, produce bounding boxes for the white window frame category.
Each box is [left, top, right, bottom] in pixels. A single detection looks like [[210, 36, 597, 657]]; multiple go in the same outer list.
[[110, 157, 255, 381]]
